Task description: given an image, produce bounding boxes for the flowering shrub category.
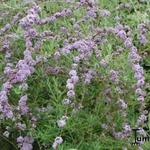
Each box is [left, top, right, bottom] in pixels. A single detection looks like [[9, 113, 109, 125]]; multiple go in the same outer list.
[[0, 0, 150, 150]]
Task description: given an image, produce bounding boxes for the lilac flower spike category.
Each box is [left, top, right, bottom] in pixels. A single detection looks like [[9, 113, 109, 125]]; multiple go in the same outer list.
[[19, 95, 29, 115]]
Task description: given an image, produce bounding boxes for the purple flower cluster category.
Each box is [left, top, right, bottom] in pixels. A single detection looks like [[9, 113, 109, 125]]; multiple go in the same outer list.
[[18, 95, 29, 115], [19, 4, 40, 30], [60, 39, 95, 59], [0, 24, 11, 35], [117, 99, 127, 110], [100, 59, 108, 68], [83, 69, 96, 84], [0, 12, 22, 36], [2, 38, 9, 51], [114, 24, 145, 102], [109, 70, 119, 83], [99, 9, 111, 17], [114, 24, 146, 132], [0, 90, 13, 118], [137, 114, 147, 126], [52, 136, 63, 150], [57, 116, 68, 128], [138, 23, 148, 45], [87, 8, 97, 18], [17, 136, 34, 150], [16, 122, 26, 131], [0, 39, 13, 118], [12, 60, 33, 83], [113, 123, 131, 139], [128, 45, 146, 127], [67, 69, 79, 98], [37, 8, 72, 25]]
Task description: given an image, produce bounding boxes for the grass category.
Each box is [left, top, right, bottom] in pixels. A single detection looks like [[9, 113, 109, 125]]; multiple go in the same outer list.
[[0, 0, 150, 150]]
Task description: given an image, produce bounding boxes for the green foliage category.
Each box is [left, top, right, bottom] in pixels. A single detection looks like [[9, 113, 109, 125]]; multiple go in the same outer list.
[[0, 0, 150, 150]]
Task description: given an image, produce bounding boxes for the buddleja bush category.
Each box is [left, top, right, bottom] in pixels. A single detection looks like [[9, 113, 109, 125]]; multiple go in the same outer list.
[[0, 0, 149, 150]]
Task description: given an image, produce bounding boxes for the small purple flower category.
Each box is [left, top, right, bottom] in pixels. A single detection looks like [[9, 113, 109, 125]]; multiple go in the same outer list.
[[19, 95, 29, 115], [109, 70, 119, 83], [60, 27, 68, 33], [0, 23, 11, 35], [62, 98, 71, 105], [124, 38, 132, 48], [49, 16, 57, 22], [71, 63, 78, 69], [137, 114, 147, 126], [17, 136, 24, 143], [100, 59, 108, 67], [2, 39, 9, 50], [21, 143, 33, 150], [16, 123, 26, 130], [135, 88, 145, 96], [2, 82, 12, 92], [118, 99, 127, 109], [123, 124, 131, 133], [57, 116, 68, 128], [24, 136, 34, 144], [136, 79, 145, 88], [99, 9, 111, 17], [115, 24, 124, 32], [52, 136, 63, 149], [66, 82, 74, 90], [73, 56, 80, 63], [139, 34, 148, 45], [117, 30, 127, 40], [71, 75, 79, 84], [69, 70, 77, 76], [87, 10, 96, 18], [28, 28, 37, 37], [137, 96, 144, 102], [67, 90, 75, 97]]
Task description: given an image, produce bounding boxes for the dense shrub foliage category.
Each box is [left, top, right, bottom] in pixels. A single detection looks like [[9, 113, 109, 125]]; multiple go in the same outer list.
[[0, 0, 150, 150]]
